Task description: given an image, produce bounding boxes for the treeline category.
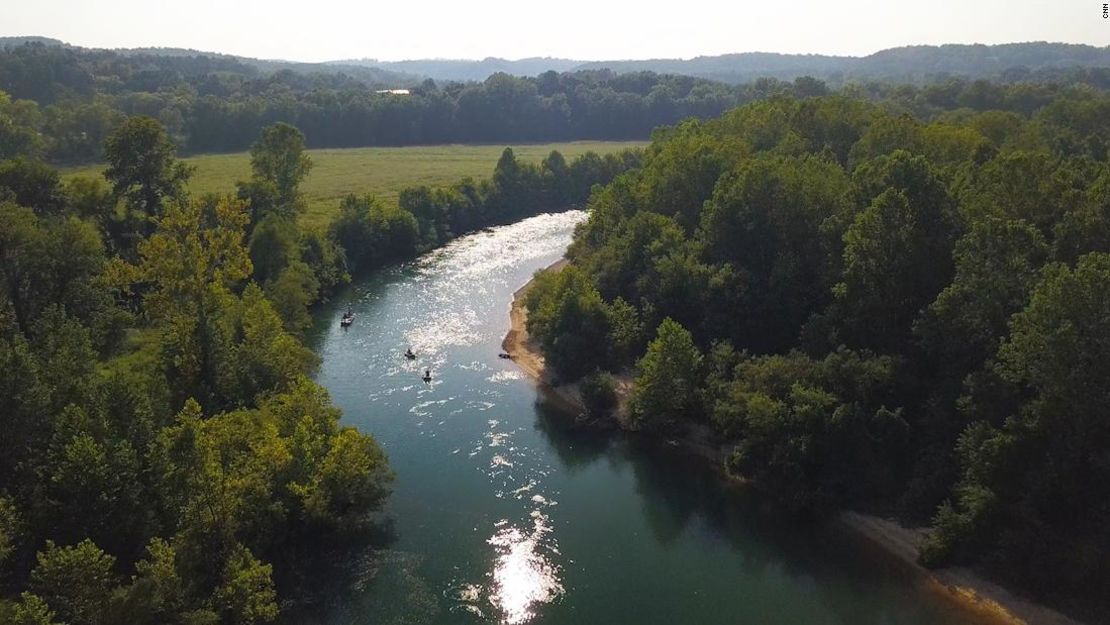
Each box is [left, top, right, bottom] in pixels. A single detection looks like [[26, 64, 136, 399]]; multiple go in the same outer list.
[[333, 146, 639, 274], [525, 90, 1110, 617], [0, 121, 393, 625], [4, 41, 1110, 164], [0, 111, 638, 624]]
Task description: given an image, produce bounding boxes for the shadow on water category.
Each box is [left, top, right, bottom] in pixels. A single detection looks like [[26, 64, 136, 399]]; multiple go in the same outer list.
[[276, 518, 402, 625], [532, 405, 985, 625], [531, 398, 613, 471]]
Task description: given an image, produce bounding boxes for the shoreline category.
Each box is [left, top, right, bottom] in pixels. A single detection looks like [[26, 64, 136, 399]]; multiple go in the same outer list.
[[501, 258, 590, 417], [502, 259, 1084, 625]]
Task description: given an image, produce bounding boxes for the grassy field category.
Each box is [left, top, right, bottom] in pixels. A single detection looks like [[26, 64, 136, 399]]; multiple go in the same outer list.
[[63, 141, 646, 229]]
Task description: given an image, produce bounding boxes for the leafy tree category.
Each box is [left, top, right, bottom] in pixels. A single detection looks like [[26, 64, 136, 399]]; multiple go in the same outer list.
[[29, 539, 118, 625], [5, 593, 62, 625], [524, 266, 611, 380], [719, 350, 906, 510], [580, 371, 618, 420], [916, 217, 1048, 378], [295, 428, 393, 531], [628, 318, 702, 431], [0, 91, 43, 160], [329, 194, 419, 273], [832, 177, 954, 353], [0, 203, 107, 337], [247, 123, 312, 217], [209, 545, 277, 625], [0, 157, 66, 214], [114, 538, 187, 625], [103, 116, 192, 239], [923, 253, 1110, 601], [114, 196, 251, 409], [248, 215, 299, 285], [699, 154, 851, 350], [0, 496, 18, 566], [604, 297, 644, 367]]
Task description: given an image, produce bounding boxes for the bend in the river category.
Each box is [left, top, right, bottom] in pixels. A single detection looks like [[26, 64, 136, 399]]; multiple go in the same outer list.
[[307, 210, 990, 625]]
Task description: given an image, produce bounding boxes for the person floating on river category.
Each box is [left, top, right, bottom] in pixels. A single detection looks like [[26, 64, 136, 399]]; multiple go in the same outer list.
[[423, 369, 432, 383], [405, 348, 416, 360]]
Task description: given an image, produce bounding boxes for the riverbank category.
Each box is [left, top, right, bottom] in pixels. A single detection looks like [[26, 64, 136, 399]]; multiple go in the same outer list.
[[500, 258, 591, 418], [503, 260, 1084, 625]]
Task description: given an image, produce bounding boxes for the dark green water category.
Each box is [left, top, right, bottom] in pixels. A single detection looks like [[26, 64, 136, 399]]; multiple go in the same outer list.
[[307, 211, 986, 625]]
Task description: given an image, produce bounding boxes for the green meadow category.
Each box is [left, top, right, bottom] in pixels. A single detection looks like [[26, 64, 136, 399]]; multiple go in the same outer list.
[[63, 141, 646, 229]]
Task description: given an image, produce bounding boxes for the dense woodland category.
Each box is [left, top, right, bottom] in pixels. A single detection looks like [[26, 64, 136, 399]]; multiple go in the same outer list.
[[4, 34, 1110, 622], [0, 102, 638, 623], [524, 87, 1110, 616], [4, 41, 1110, 163]]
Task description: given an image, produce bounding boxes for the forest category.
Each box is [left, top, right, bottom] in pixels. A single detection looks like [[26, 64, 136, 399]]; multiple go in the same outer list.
[[4, 40, 1110, 164], [5, 31, 1110, 622], [523, 84, 1110, 616], [0, 105, 639, 623]]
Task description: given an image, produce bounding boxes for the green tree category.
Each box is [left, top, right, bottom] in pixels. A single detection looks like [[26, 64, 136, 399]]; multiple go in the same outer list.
[[0, 496, 19, 566], [329, 195, 418, 273], [209, 545, 277, 625], [524, 266, 611, 380], [103, 116, 192, 240], [833, 180, 953, 353], [628, 318, 702, 431], [248, 123, 312, 215], [0, 203, 107, 337], [295, 428, 393, 532], [29, 539, 118, 625], [580, 371, 618, 420], [6, 593, 61, 625], [115, 196, 252, 409], [0, 157, 66, 215], [113, 538, 188, 625], [923, 253, 1110, 600], [916, 217, 1048, 377], [0, 91, 43, 160]]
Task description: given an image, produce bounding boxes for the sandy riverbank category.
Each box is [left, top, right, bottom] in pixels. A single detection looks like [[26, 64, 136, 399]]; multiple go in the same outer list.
[[837, 512, 1081, 625], [502, 259, 1085, 625], [500, 258, 589, 417]]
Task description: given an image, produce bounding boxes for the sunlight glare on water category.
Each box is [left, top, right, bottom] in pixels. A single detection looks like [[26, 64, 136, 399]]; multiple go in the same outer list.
[[487, 513, 564, 625], [309, 208, 989, 625], [402, 212, 586, 362], [386, 211, 583, 623]]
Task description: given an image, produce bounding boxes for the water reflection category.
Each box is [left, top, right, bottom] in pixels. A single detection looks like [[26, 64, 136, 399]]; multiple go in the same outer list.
[[487, 514, 564, 624]]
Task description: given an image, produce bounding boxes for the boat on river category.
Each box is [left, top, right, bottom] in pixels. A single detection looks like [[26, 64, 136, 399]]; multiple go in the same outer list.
[[340, 309, 355, 328]]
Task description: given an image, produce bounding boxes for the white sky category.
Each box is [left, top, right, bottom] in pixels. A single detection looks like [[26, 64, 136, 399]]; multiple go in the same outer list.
[[2, 0, 1106, 62]]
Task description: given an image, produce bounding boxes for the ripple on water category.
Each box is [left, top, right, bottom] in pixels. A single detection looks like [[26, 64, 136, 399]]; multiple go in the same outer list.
[[486, 512, 564, 625], [317, 212, 587, 625], [488, 370, 526, 383]]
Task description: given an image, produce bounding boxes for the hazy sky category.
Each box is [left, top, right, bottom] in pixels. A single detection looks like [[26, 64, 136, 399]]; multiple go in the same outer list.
[[3, 0, 1106, 61]]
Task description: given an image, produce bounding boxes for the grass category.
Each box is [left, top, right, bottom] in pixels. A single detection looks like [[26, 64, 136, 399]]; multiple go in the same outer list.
[[62, 141, 647, 230]]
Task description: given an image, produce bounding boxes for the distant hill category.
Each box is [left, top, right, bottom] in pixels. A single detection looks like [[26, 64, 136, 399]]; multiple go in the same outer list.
[[0, 36, 67, 48], [0, 37, 421, 87], [345, 42, 1110, 84], [573, 43, 1110, 84], [3, 37, 1109, 85], [331, 57, 583, 82]]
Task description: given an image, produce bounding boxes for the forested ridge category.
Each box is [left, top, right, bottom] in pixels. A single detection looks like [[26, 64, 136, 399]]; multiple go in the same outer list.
[[4, 40, 1110, 164], [525, 86, 1110, 618], [0, 100, 639, 623]]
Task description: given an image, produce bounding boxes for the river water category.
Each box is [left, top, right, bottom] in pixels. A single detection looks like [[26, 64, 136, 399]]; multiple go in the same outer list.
[[307, 211, 986, 625]]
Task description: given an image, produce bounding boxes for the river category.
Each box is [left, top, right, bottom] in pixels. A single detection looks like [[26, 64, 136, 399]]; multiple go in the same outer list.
[[306, 210, 987, 625]]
